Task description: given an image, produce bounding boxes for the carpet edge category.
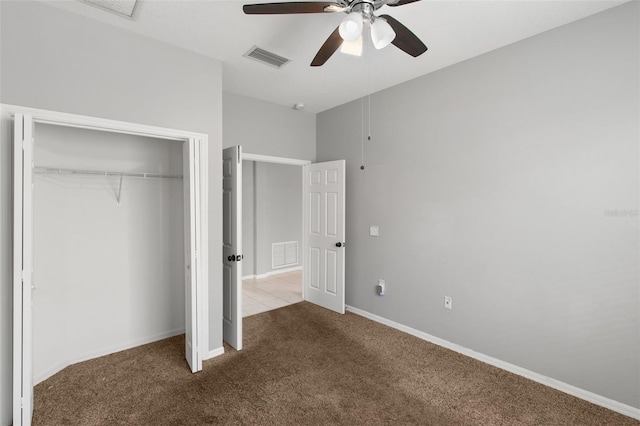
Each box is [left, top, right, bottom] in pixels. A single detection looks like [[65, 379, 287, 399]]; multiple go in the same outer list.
[[345, 304, 640, 421]]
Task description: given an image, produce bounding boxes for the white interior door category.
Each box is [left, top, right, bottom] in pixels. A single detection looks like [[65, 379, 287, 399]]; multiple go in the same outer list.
[[304, 160, 346, 314], [222, 145, 242, 350], [13, 113, 34, 426], [183, 138, 202, 372]]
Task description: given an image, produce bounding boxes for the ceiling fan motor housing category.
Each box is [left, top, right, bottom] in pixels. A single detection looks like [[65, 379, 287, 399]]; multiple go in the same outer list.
[[349, 0, 382, 20]]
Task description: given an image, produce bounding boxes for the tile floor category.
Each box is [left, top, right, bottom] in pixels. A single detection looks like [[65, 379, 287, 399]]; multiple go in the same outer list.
[[242, 270, 303, 317]]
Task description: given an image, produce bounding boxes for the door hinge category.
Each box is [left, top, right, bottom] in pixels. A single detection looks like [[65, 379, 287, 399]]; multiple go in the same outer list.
[[22, 137, 34, 152]]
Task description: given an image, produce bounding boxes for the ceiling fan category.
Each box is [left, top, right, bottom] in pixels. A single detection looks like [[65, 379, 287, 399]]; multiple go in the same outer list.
[[243, 0, 428, 66]]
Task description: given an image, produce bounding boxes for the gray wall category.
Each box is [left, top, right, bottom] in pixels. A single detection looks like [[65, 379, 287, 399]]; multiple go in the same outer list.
[[223, 92, 316, 161], [224, 92, 312, 279], [32, 124, 184, 385], [316, 2, 639, 409], [255, 162, 303, 275], [0, 2, 223, 424], [242, 161, 302, 277]]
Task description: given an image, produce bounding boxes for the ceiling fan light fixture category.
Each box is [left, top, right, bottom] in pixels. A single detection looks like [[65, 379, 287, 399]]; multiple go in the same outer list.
[[340, 36, 363, 57], [339, 12, 363, 42], [371, 18, 396, 49]]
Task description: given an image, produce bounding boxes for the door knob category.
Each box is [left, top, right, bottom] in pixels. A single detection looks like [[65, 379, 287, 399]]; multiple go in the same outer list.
[[335, 242, 345, 248], [227, 254, 236, 262]]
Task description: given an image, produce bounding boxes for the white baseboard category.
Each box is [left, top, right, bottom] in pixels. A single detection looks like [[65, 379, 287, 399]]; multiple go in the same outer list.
[[34, 328, 185, 385], [345, 305, 640, 421], [243, 265, 302, 281], [206, 346, 225, 360]]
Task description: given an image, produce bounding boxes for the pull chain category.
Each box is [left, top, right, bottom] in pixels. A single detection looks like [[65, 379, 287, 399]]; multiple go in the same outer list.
[[361, 29, 372, 171], [361, 95, 365, 170], [368, 91, 371, 140]]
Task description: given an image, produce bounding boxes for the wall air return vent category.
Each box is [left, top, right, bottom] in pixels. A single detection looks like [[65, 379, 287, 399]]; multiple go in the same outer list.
[[272, 241, 299, 269], [243, 46, 291, 69]]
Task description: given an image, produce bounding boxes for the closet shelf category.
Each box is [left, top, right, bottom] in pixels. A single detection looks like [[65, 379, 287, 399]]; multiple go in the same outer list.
[[34, 167, 183, 180]]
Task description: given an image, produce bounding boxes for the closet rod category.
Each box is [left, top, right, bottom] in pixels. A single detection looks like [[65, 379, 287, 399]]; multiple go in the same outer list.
[[34, 167, 183, 180]]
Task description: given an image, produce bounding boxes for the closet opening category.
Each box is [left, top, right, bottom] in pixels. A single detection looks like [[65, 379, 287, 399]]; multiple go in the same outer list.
[[10, 106, 208, 426], [32, 124, 186, 385]]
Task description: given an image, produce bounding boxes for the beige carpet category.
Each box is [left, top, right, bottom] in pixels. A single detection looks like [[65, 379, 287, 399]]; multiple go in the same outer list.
[[33, 302, 638, 425]]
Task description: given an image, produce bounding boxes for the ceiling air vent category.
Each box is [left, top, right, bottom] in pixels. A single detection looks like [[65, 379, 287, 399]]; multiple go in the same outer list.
[[82, 0, 138, 18], [244, 46, 291, 69]]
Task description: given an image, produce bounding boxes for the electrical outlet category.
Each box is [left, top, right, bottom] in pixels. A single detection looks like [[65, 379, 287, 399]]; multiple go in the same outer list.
[[444, 296, 452, 310], [369, 225, 379, 237]]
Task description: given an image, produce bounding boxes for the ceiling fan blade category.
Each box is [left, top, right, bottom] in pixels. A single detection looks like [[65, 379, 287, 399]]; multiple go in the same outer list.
[[379, 14, 427, 57], [311, 26, 343, 66], [387, 0, 422, 6], [243, 2, 343, 14]]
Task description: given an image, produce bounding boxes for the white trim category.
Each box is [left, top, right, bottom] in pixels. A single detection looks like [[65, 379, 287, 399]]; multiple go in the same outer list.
[[345, 305, 640, 421], [2, 103, 205, 141], [302, 164, 308, 302], [34, 328, 185, 385], [198, 137, 209, 369], [242, 265, 303, 281], [206, 346, 225, 360], [243, 152, 311, 166]]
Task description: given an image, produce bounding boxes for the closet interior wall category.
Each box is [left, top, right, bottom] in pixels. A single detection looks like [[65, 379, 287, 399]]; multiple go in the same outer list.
[[33, 123, 185, 384], [242, 161, 302, 278]]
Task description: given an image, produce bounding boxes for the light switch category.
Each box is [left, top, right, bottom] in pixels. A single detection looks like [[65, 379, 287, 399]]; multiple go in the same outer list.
[[369, 225, 379, 237]]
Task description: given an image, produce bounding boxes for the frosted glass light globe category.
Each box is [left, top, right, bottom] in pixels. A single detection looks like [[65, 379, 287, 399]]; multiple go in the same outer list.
[[371, 19, 396, 49], [339, 12, 363, 42]]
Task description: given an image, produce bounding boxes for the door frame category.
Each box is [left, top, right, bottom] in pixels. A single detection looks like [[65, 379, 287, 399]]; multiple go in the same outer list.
[[241, 152, 310, 300], [5, 104, 209, 426]]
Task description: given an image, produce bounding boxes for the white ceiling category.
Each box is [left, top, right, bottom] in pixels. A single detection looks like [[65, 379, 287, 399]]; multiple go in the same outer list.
[[43, 0, 626, 113]]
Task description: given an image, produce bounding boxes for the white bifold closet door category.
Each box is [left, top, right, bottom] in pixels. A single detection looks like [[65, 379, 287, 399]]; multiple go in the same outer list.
[[184, 138, 203, 372], [13, 113, 35, 426]]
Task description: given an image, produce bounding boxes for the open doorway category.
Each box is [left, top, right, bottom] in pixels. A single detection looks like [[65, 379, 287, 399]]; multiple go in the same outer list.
[[222, 149, 309, 350], [223, 147, 346, 352], [241, 160, 303, 317]]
